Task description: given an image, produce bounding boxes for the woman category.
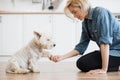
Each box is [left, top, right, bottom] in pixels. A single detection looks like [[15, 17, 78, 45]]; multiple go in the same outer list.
[[49, 0, 120, 74]]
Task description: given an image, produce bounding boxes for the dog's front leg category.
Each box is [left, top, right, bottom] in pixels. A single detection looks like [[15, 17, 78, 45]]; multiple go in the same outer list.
[[28, 58, 40, 73], [42, 49, 51, 57]]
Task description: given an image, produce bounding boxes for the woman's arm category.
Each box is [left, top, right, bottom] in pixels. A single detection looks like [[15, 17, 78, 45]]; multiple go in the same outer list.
[[49, 50, 80, 62], [61, 50, 80, 59], [87, 44, 109, 74], [100, 44, 109, 71]]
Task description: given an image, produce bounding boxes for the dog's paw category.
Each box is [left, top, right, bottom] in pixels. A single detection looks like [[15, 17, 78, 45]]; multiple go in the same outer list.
[[28, 66, 32, 70], [32, 68, 40, 73], [16, 69, 31, 74], [26, 69, 31, 73], [21, 69, 31, 74]]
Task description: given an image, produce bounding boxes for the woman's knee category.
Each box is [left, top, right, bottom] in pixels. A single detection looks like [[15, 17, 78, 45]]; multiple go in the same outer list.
[[76, 51, 101, 72], [76, 58, 89, 72]]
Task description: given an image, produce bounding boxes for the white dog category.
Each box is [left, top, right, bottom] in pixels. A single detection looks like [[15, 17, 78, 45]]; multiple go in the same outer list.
[[6, 31, 55, 74]]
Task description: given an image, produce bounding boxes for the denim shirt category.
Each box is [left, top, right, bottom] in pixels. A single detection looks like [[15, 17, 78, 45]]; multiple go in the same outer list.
[[74, 7, 120, 57]]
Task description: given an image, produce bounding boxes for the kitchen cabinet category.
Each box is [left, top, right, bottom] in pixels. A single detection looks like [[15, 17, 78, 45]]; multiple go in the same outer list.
[[0, 13, 78, 55], [0, 13, 99, 56], [0, 14, 23, 55], [0, 16, 2, 54], [23, 14, 53, 45], [0, 14, 53, 55], [23, 14, 77, 54], [52, 14, 76, 54]]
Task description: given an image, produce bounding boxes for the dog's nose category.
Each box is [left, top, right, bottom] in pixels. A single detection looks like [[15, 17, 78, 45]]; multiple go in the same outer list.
[[53, 44, 56, 47]]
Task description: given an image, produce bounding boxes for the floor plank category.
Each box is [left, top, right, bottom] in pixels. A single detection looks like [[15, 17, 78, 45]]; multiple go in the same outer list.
[[0, 61, 120, 80]]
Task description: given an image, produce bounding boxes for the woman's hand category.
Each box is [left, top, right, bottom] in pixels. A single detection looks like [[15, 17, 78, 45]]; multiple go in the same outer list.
[[48, 50, 80, 62], [87, 69, 107, 75], [49, 55, 64, 62]]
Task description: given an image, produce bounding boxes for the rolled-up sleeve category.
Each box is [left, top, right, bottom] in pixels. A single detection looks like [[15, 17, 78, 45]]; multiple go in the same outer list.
[[98, 9, 113, 45], [74, 22, 90, 55]]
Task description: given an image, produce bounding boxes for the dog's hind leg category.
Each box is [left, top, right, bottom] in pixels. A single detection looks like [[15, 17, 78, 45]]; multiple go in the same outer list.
[[15, 68, 30, 74], [42, 50, 51, 57], [6, 59, 30, 74], [28, 58, 40, 73]]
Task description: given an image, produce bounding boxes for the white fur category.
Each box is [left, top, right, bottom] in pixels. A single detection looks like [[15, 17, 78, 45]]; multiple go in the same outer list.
[[6, 31, 55, 74]]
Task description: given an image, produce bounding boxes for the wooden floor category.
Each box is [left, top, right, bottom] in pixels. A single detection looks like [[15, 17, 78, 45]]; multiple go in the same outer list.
[[0, 61, 120, 80]]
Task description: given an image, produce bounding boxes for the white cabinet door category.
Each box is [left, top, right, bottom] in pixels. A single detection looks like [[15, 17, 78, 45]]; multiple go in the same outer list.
[[0, 14, 23, 55], [52, 14, 76, 54], [0, 15, 2, 54], [23, 14, 53, 46]]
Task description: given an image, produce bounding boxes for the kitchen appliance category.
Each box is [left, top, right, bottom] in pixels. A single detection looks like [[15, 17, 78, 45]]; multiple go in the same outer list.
[[48, 0, 54, 10], [114, 14, 120, 22]]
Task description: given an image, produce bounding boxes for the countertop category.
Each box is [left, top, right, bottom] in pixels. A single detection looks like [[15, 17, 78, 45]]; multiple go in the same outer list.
[[0, 10, 64, 14], [0, 10, 120, 14]]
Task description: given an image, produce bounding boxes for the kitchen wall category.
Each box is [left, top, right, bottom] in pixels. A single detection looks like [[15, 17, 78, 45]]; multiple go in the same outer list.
[[0, 0, 120, 13], [0, 0, 65, 12], [90, 0, 120, 13]]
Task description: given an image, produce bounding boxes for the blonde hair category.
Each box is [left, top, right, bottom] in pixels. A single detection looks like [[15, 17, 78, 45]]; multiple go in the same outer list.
[[64, 0, 91, 19]]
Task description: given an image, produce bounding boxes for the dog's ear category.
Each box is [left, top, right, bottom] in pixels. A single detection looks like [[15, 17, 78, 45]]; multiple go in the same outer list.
[[34, 31, 41, 39]]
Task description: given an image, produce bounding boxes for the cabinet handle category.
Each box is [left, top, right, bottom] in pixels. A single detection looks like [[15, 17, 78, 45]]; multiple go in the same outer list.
[[0, 16, 2, 23], [49, 15, 53, 23]]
